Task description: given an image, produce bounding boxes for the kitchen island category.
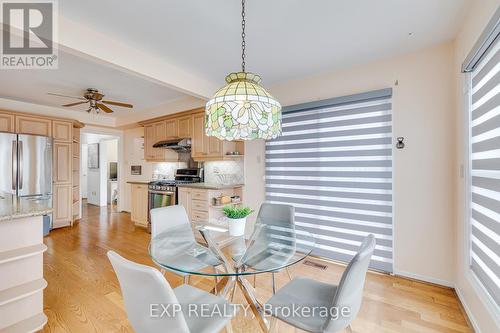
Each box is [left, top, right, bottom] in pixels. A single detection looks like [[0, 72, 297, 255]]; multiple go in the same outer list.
[[0, 195, 52, 332]]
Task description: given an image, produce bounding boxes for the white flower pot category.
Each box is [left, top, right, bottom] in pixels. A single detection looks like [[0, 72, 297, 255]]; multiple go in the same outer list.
[[227, 217, 246, 236]]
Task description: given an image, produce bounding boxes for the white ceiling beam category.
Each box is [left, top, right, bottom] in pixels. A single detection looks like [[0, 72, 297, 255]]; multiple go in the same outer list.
[[57, 17, 217, 100]]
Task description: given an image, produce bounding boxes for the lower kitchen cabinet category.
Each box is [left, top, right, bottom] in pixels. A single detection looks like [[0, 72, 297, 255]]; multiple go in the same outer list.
[[52, 184, 72, 228], [130, 183, 149, 227]]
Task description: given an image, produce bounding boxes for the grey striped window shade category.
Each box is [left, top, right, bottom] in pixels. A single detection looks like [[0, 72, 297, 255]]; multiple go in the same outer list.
[[469, 37, 500, 309], [265, 89, 393, 273]]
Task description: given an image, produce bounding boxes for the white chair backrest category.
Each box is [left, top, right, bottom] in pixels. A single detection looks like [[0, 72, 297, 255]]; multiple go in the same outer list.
[[324, 234, 376, 333], [107, 251, 190, 333], [150, 205, 190, 237]]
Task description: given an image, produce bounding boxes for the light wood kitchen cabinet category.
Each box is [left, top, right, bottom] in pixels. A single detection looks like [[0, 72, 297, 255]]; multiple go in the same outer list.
[[15, 115, 52, 136], [165, 119, 178, 138], [53, 142, 72, 184], [154, 121, 167, 141], [53, 184, 72, 228], [52, 120, 72, 142], [177, 116, 192, 138], [191, 113, 206, 158], [130, 184, 149, 227], [0, 112, 14, 132], [140, 108, 244, 162], [178, 187, 192, 221]]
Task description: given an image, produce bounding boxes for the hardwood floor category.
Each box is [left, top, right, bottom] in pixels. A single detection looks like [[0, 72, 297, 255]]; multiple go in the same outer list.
[[42, 204, 472, 333]]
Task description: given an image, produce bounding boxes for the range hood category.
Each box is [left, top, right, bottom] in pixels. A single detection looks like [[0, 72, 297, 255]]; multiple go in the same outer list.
[[153, 138, 191, 152]]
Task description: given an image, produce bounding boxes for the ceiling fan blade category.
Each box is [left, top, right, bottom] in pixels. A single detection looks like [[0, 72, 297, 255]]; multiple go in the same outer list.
[[102, 100, 133, 108], [47, 92, 86, 100], [62, 101, 88, 107], [96, 103, 114, 113]]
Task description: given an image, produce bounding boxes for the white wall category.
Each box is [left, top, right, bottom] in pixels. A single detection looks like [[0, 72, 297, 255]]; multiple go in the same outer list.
[[122, 127, 154, 212], [454, 1, 500, 332], [246, 41, 457, 285]]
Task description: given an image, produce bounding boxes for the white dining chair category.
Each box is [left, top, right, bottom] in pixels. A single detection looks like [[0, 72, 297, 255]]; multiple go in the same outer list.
[[254, 203, 295, 292], [150, 205, 220, 286], [265, 234, 376, 333], [108, 251, 236, 333], [150, 205, 194, 283]]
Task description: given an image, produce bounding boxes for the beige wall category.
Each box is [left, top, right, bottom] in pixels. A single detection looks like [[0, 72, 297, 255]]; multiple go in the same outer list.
[[122, 127, 154, 212], [246, 41, 457, 285], [453, 1, 500, 332]]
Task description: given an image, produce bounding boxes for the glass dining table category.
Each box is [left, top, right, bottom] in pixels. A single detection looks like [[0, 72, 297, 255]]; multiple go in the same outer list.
[[149, 220, 316, 331]]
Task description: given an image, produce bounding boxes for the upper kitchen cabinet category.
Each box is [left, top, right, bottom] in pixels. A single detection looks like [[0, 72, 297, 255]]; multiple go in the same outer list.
[[52, 120, 73, 142], [144, 123, 178, 162], [165, 119, 179, 138], [15, 115, 52, 137], [177, 116, 192, 138], [140, 108, 244, 162], [191, 112, 244, 161], [0, 111, 14, 133]]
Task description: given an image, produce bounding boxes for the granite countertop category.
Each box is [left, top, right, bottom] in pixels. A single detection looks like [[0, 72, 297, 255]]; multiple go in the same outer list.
[[176, 183, 244, 190], [0, 194, 53, 221]]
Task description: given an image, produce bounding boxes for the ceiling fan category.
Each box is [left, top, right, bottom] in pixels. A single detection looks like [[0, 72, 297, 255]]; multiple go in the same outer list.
[[47, 88, 133, 114]]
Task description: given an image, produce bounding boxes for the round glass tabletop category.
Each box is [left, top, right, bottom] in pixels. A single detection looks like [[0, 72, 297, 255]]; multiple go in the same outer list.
[[149, 221, 316, 277]]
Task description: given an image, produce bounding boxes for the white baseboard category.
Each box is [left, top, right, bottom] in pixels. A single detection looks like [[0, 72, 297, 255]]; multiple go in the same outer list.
[[455, 286, 481, 333], [393, 269, 454, 288]]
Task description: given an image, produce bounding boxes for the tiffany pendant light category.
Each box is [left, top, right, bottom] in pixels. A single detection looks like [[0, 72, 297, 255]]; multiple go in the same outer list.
[[205, 0, 282, 141]]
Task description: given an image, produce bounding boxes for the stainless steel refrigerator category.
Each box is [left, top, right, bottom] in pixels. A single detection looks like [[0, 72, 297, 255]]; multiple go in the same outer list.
[[0, 133, 53, 200]]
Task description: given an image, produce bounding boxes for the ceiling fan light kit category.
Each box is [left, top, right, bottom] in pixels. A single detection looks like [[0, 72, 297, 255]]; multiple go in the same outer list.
[[205, 0, 282, 141]]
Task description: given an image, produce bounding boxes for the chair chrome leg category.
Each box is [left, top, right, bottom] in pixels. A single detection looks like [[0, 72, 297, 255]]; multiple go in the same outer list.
[[183, 275, 190, 285], [269, 317, 278, 333], [160, 268, 166, 276], [272, 272, 277, 294], [253, 274, 256, 288], [345, 325, 353, 333], [230, 283, 237, 302], [285, 267, 292, 280]]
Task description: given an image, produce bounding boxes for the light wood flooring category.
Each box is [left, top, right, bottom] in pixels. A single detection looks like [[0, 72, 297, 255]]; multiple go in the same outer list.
[[41, 203, 473, 333]]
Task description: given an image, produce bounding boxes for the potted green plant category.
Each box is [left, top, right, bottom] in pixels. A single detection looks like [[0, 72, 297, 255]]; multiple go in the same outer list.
[[222, 205, 253, 236]]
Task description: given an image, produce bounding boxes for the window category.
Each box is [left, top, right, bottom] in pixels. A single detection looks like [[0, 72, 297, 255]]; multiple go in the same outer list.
[[467, 38, 500, 309], [265, 89, 393, 272]]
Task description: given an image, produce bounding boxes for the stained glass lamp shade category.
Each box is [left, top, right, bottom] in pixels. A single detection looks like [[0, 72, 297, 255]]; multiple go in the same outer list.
[[205, 72, 282, 141]]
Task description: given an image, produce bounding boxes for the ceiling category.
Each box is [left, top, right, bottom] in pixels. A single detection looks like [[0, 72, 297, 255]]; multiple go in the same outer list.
[[61, 0, 470, 85], [0, 0, 471, 125], [0, 49, 187, 117]]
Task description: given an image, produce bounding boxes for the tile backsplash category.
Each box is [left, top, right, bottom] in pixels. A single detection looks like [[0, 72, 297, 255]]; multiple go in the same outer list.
[[152, 162, 187, 179], [204, 160, 244, 185]]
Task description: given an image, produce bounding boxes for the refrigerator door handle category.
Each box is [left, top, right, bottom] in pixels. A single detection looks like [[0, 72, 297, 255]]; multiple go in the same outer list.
[[19, 141, 23, 190], [12, 140, 17, 191]]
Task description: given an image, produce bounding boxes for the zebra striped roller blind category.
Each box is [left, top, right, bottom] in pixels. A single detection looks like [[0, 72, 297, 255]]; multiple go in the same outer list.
[[469, 37, 500, 308], [265, 89, 393, 272]]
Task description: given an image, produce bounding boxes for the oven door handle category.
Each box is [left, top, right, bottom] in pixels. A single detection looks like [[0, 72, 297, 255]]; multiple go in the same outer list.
[[148, 190, 176, 195]]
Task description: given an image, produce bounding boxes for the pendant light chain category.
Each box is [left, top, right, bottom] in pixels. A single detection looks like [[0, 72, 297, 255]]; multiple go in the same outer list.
[[241, 0, 246, 72]]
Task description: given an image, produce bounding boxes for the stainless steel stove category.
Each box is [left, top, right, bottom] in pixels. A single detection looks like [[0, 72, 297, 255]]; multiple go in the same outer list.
[[147, 168, 203, 230]]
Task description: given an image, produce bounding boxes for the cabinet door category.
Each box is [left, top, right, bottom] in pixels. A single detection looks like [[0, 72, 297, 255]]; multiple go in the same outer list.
[[144, 125, 155, 160], [206, 136, 223, 157], [53, 184, 72, 228], [178, 188, 191, 222], [131, 184, 149, 226], [53, 142, 72, 184], [52, 121, 72, 142], [0, 112, 14, 133], [177, 116, 192, 138], [192, 113, 206, 158], [15, 115, 52, 136], [165, 119, 178, 138], [153, 121, 166, 141]]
